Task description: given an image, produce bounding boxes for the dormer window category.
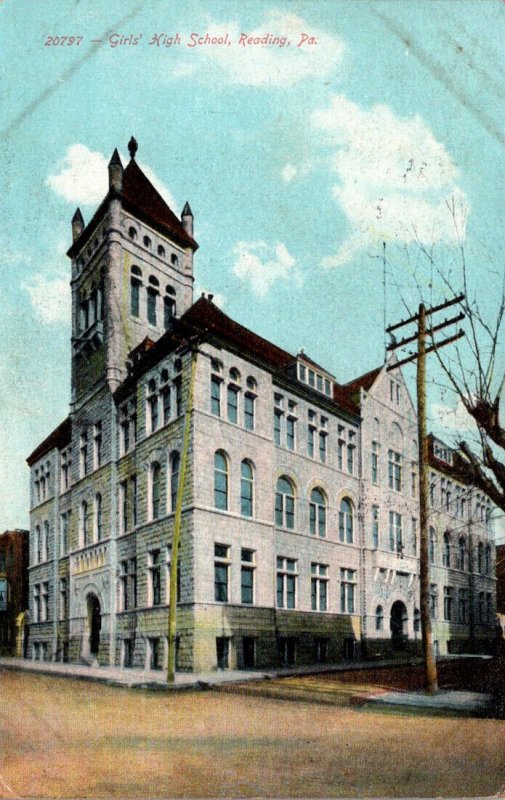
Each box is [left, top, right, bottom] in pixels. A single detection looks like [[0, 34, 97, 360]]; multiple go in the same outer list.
[[297, 360, 333, 397]]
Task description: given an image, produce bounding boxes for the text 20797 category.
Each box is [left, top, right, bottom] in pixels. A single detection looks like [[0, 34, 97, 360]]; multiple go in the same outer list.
[[44, 36, 83, 46]]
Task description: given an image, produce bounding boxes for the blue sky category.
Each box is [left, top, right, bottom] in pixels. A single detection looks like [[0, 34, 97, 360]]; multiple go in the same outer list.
[[1, 0, 504, 532]]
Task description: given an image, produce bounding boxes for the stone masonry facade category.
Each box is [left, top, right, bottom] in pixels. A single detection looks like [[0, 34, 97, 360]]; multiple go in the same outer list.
[[26, 141, 496, 672]]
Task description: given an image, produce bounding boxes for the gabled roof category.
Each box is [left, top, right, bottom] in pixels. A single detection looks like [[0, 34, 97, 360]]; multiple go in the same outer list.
[[345, 364, 383, 395], [67, 154, 198, 257], [27, 417, 71, 467]]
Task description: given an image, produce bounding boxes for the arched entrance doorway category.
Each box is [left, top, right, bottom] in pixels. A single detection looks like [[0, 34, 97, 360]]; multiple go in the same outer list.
[[87, 594, 101, 657], [390, 600, 408, 650]]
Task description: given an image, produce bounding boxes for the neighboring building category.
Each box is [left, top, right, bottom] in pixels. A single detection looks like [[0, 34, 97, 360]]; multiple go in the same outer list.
[[497, 544, 505, 615], [26, 140, 497, 670], [0, 529, 29, 654]]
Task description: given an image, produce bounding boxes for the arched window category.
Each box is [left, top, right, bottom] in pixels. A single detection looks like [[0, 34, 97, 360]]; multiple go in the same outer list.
[[95, 493, 103, 541], [275, 476, 295, 529], [309, 488, 326, 537], [429, 527, 436, 564], [151, 462, 161, 520], [158, 244, 165, 258], [339, 498, 354, 543], [214, 451, 228, 510], [128, 226, 137, 241], [35, 525, 41, 564], [485, 544, 492, 575], [443, 532, 451, 567], [375, 605, 384, 631], [171, 253, 179, 266], [143, 235, 151, 249], [130, 266, 142, 318], [147, 285, 158, 326], [164, 294, 175, 330], [458, 537, 466, 571], [240, 460, 254, 518], [478, 542, 484, 573], [170, 451, 180, 513]]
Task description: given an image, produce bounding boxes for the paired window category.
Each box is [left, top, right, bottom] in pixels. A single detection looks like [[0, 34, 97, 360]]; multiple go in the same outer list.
[[276, 557, 297, 609], [33, 582, 49, 622], [119, 402, 137, 455], [308, 411, 329, 464], [311, 563, 328, 611], [275, 477, 295, 529], [388, 450, 402, 491], [309, 488, 326, 537], [338, 498, 354, 543], [214, 544, 230, 602]]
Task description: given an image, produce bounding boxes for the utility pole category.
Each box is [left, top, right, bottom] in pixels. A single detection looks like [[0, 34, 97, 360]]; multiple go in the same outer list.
[[386, 295, 465, 694], [167, 344, 198, 684]]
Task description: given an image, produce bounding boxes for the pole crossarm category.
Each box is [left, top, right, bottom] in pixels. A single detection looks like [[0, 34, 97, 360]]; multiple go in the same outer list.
[[386, 294, 465, 334], [387, 312, 465, 352], [387, 329, 465, 371]]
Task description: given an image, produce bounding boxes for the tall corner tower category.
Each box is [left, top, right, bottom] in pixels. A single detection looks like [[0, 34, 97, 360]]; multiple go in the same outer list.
[[67, 137, 199, 405]]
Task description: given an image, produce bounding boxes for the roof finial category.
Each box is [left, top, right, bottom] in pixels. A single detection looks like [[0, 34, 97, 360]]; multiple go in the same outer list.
[[128, 136, 138, 160]]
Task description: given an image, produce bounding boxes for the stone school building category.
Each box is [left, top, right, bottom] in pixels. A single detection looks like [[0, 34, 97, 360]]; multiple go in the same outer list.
[[27, 140, 496, 671]]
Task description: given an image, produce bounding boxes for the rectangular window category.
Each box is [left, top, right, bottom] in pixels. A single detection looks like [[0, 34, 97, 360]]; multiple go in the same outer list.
[[148, 550, 161, 606], [388, 450, 402, 491], [411, 517, 417, 555], [214, 544, 230, 602], [308, 425, 315, 458], [241, 548, 255, 605], [79, 431, 88, 478], [286, 416, 295, 450], [227, 385, 238, 424], [216, 637, 230, 669], [372, 505, 379, 549], [389, 511, 402, 553], [59, 578, 68, 620], [347, 443, 354, 473], [244, 393, 255, 431], [458, 588, 469, 623], [161, 386, 171, 425], [211, 376, 221, 417], [131, 279, 140, 318], [41, 582, 49, 622], [371, 441, 379, 484], [444, 586, 453, 621], [311, 563, 328, 611], [60, 449, 71, 493], [430, 584, 438, 619], [340, 568, 355, 613], [149, 637, 162, 670], [276, 557, 297, 609], [274, 409, 283, 446], [33, 584, 40, 622], [165, 546, 181, 605], [319, 432, 327, 464], [149, 394, 158, 433], [174, 376, 182, 417], [60, 512, 69, 556], [120, 407, 130, 455], [119, 560, 129, 611], [120, 480, 128, 534], [147, 288, 157, 326], [93, 422, 102, 470], [131, 476, 137, 528]]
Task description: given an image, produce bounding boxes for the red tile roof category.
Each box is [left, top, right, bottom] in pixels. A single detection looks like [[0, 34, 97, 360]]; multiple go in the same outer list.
[[345, 365, 383, 395], [27, 417, 72, 466]]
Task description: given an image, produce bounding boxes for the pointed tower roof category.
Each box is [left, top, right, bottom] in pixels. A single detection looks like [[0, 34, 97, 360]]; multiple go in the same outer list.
[[121, 159, 198, 250], [67, 144, 198, 256], [109, 148, 123, 167], [71, 208, 84, 225], [182, 201, 193, 217]]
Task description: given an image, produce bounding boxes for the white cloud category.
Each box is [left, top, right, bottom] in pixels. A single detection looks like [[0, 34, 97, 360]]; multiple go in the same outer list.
[[311, 96, 469, 267], [23, 272, 70, 325], [46, 144, 109, 205], [193, 10, 345, 87], [195, 286, 226, 308], [233, 241, 300, 297], [281, 161, 312, 183], [47, 144, 178, 211], [431, 397, 476, 433]]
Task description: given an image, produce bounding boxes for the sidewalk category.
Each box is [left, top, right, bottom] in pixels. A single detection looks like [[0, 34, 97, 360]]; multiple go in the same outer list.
[[357, 689, 491, 714], [0, 654, 426, 690]]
